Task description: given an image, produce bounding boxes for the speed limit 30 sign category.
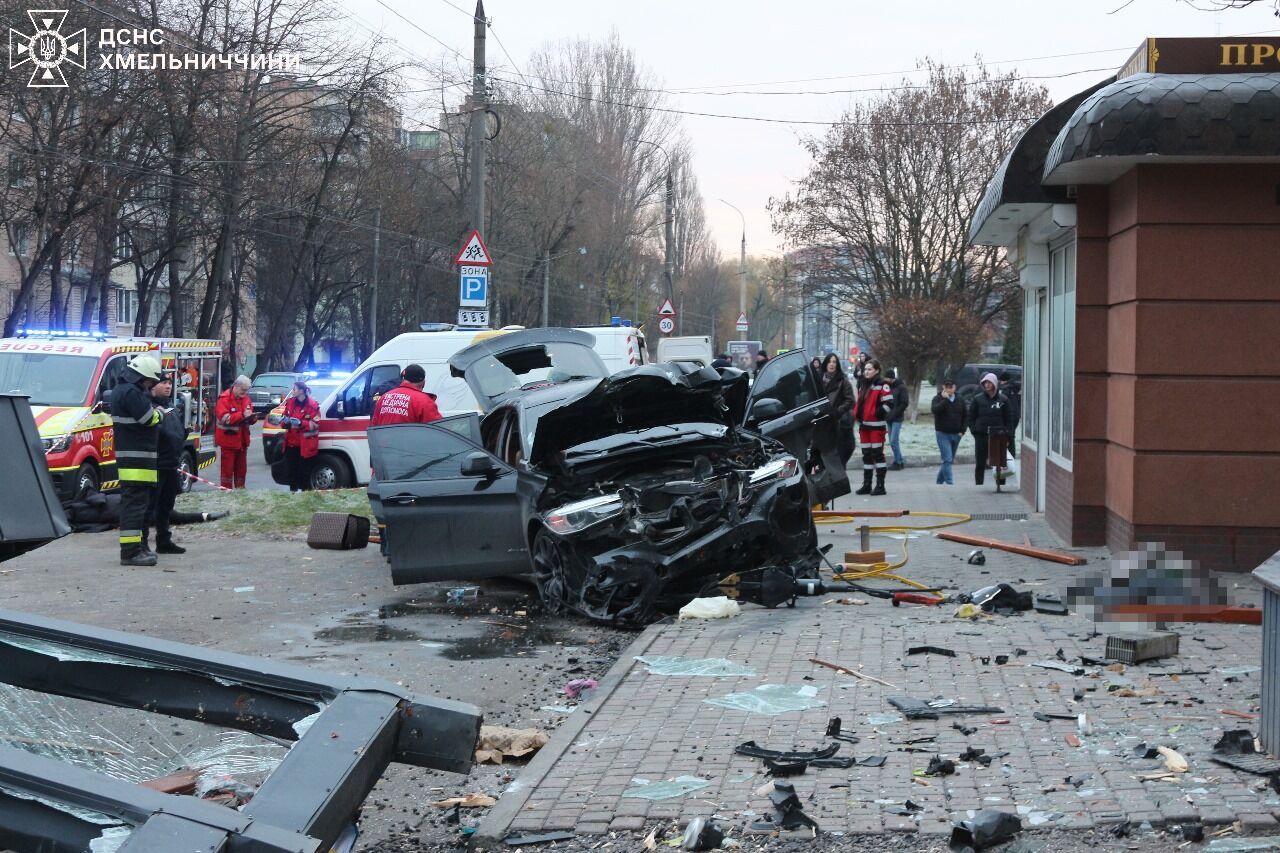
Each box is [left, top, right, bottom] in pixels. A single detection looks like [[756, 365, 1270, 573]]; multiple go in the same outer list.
[[658, 317, 675, 335]]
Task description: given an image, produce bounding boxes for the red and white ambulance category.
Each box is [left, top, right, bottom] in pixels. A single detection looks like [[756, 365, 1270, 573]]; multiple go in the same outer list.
[[264, 323, 648, 490], [0, 333, 222, 500]]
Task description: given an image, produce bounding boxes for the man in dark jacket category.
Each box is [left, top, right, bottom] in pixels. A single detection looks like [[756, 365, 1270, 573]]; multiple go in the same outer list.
[[968, 372, 1014, 486], [108, 354, 164, 566], [711, 353, 732, 370], [999, 371, 1022, 456], [147, 374, 187, 555], [931, 379, 966, 485], [884, 369, 910, 470]]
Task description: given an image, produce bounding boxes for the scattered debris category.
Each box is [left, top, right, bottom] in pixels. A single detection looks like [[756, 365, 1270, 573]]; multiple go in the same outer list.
[[1065, 734, 1081, 748], [1158, 746, 1189, 773], [949, 808, 1023, 852], [1105, 631, 1180, 664], [884, 800, 924, 816], [967, 550, 986, 566], [908, 645, 957, 657], [431, 793, 496, 809], [1033, 594, 1068, 615], [953, 723, 978, 736], [858, 755, 887, 767], [868, 713, 905, 726], [938, 530, 1087, 565], [889, 697, 1004, 720], [825, 717, 860, 743], [678, 596, 740, 620], [954, 603, 983, 620], [925, 755, 956, 776], [635, 655, 756, 677], [736, 740, 854, 769], [504, 831, 578, 846], [1132, 743, 1160, 759], [1176, 823, 1207, 842], [826, 597, 870, 606], [707, 684, 825, 715], [474, 726, 549, 765], [1032, 711, 1077, 722], [764, 757, 808, 777], [682, 817, 725, 851], [751, 781, 820, 833], [1211, 729, 1280, 775], [1223, 709, 1260, 720], [809, 657, 900, 688], [959, 747, 994, 766], [1077, 713, 1093, 736], [1206, 838, 1280, 851], [960, 583, 1032, 613], [1032, 660, 1086, 676], [563, 678, 597, 700], [621, 776, 710, 800]]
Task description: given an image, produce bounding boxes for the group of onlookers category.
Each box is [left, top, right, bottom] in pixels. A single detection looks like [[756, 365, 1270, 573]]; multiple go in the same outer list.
[[808, 352, 1021, 492]]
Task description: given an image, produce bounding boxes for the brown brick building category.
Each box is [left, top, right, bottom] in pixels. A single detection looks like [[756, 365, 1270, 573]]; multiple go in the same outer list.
[[971, 38, 1280, 573]]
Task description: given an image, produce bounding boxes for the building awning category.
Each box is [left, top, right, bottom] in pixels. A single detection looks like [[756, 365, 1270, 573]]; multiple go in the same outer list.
[[969, 77, 1116, 247], [1043, 72, 1280, 185]]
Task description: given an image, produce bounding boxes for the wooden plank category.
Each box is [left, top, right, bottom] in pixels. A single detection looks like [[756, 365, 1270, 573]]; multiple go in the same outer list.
[[935, 531, 1088, 565]]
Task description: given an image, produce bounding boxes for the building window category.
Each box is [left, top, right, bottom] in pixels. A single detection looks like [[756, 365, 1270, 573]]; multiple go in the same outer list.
[[115, 289, 135, 325], [1022, 287, 1039, 447], [1048, 240, 1076, 463], [8, 223, 30, 256], [114, 230, 131, 261]]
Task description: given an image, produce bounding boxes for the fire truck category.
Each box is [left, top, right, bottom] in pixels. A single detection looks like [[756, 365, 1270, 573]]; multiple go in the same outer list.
[[0, 332, 222, 501]]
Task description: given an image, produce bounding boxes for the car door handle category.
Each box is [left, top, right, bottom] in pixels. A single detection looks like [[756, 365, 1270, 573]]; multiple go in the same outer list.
[[384, 494, 418, 506]]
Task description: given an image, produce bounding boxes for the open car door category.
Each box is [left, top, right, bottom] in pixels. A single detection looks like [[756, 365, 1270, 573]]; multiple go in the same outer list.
[[367, 420, 529, 585], [743, 350, 851, 504]]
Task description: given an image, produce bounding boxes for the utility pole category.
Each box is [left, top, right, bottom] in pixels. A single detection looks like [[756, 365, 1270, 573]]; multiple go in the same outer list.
[[720, 200, 747, 341], [663, 170, 675, 303], [468, 0, 487, 235], [541, 254, 550, 327], [369, 206, 380, 353]]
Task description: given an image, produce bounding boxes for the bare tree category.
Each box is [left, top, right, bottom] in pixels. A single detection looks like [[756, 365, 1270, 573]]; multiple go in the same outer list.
[[772, 59, 1051, 413]]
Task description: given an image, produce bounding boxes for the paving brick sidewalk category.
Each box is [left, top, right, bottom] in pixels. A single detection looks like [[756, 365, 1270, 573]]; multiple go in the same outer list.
[[476, 469, 1274, 846]]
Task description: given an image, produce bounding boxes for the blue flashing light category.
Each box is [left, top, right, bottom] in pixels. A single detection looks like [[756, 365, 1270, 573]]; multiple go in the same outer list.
[[622, 319, 632, 327], [610, 316, 621, 327], [16, 327, 110, 340]]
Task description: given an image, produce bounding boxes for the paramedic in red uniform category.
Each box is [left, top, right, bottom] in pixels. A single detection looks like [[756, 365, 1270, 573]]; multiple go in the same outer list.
[[370, 364, 442, 426], [280, 380, 322, 492], [853, 358, 894, 496], [215, 375, 257, 488]]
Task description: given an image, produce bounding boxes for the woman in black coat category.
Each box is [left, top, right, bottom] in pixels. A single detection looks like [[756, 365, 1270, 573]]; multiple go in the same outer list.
[[820, 353, 856, 466]]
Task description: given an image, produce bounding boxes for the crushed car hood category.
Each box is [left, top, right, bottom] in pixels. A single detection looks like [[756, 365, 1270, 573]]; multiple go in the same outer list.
[[529, 363, 749, 468]]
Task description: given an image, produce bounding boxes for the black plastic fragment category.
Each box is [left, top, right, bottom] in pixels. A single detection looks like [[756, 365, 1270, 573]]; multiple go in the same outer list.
[[1214, 730, 1258, 756], [1033, 711, 1078, 722], [960, 747, 991, 766], [908, 646, 957, 657], [765, 758, 808, 777], [858, 755, 887, 767], [825, 717, 860, 744], [682, 817, 725, 851], [890, 697, 1004, 720], [1132, 743, 1159, 759], [736, 740, 841, 762], [765, 782, 820, 831], [1176, 823, 1205, 842], [505, 831, 577, 846], [884, 800, 924, 816], [949, 809, 1022, 852], [994, 655, 1009, 665], [926, 755, 956, 776], [1210, 730, 1280, 774], [952, 723, 978, 736], [1034, 594, 1069, 615]]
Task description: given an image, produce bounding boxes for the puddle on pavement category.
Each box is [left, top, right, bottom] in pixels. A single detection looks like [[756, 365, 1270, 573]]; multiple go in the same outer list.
[[314, 624, 424, 643], [313, 615, 569, 661]]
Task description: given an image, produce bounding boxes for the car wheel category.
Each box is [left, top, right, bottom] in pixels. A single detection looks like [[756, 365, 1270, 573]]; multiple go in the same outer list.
[[177, 451, 196, 494], [76, 461, 99, 495], [310, 453, 353, 491], [531, 528, 577, 615]]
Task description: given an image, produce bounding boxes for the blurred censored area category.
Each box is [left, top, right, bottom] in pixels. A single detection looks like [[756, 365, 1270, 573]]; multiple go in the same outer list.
[[1066, 542, 1232, 623]]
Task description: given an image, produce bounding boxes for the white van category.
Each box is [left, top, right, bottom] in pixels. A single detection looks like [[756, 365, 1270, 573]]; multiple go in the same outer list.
[[656, 335, 713, 368], [278, 324, 649, 489]]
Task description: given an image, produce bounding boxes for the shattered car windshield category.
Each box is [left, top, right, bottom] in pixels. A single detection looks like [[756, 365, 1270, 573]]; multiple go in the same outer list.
[[468, 341, 606, 399]]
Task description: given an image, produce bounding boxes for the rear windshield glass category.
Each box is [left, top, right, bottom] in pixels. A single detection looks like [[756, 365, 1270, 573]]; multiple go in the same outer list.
[[0, 352, 97, 406], [469, 342, 607, 400], [252, 374, 296, 387]]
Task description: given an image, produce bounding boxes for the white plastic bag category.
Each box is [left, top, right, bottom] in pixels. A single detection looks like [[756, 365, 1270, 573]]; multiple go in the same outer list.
[[677, 596, 740, 620]]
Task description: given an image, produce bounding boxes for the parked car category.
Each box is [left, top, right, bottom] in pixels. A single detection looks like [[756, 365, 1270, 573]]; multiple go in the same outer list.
[[367, 328, 849, 625], [248, 372, 301, 414], [947, 363, 1022, 401]]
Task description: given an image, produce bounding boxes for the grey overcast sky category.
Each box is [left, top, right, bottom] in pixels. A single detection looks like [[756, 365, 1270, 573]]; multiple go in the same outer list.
[[341, 0, 1277, 258]]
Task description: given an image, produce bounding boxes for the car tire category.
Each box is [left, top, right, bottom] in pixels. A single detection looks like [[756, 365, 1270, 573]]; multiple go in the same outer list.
[[531, 528, 578, 616], [177, 451, 196, 494], [76, 461, 99, 495], [310, 452, 353, 491]]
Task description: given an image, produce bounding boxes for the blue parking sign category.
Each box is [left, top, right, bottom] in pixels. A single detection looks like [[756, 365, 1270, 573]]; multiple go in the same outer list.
[[459, 268, 488, 307]]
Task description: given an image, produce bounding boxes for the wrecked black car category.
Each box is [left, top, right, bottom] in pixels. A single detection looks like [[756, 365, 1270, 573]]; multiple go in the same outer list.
[[367, 328, 849, 625]]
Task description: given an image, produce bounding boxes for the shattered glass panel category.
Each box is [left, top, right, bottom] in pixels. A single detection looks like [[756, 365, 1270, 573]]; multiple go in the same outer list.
[[636, 655, 756, 677], [621, 775, 710, 800], [703, 684, 825, 715], [0, 630, 166, 668], [0, 684, 288, 792], [0, 785, 133, 852]]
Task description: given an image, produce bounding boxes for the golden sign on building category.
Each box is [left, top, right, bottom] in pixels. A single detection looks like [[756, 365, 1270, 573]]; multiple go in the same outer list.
[[1120, 37, 1280, 78]]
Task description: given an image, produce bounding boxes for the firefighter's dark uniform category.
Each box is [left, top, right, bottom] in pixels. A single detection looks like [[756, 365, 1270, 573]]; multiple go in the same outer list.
[[109, 369, 162, 561]]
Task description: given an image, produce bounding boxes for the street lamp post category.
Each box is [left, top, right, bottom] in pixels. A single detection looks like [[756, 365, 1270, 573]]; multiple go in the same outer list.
[[720, 199, 747, 341], [542, 247, 587, 327], [638, 140, 675, 304]]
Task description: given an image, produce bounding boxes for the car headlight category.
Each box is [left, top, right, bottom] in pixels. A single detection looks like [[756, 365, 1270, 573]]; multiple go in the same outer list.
[[545, 493, 626, 535], [750, 455, 799, 486], [41, 434, 71, 454], [270, 395, 281, 403]]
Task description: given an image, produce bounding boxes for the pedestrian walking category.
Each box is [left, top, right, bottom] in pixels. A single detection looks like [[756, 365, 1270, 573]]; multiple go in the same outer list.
[[930, 379, 966, 485], [754, 350, 770, 378], [820, 353, 856, 467], [215, 376, 257, 489], [148, 374, 187, 555], [884, 368, 910, 469], [370, 364, 442, 426], [969, 372, 1014, 486], [108, 354, 164, 566], [809, 355, 824, 387], [281, 380, 321, 492], [853, 352, 870, 392], [999, 371, 1022, 457], [853, 358, 893, 495], [711, 352, 732, 370]]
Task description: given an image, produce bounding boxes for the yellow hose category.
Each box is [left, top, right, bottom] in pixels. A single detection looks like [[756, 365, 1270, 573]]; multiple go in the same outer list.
[[812, 510, 971, 599]]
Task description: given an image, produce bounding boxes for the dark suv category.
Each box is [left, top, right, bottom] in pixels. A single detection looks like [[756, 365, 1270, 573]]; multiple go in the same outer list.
[[248, 372, 301, 414], [948, 363, 1021, 400]]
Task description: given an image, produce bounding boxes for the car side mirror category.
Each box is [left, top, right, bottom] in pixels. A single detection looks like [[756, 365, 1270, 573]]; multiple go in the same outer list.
[[461, 451, 498, 478], [748, 397, 785, 425]]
